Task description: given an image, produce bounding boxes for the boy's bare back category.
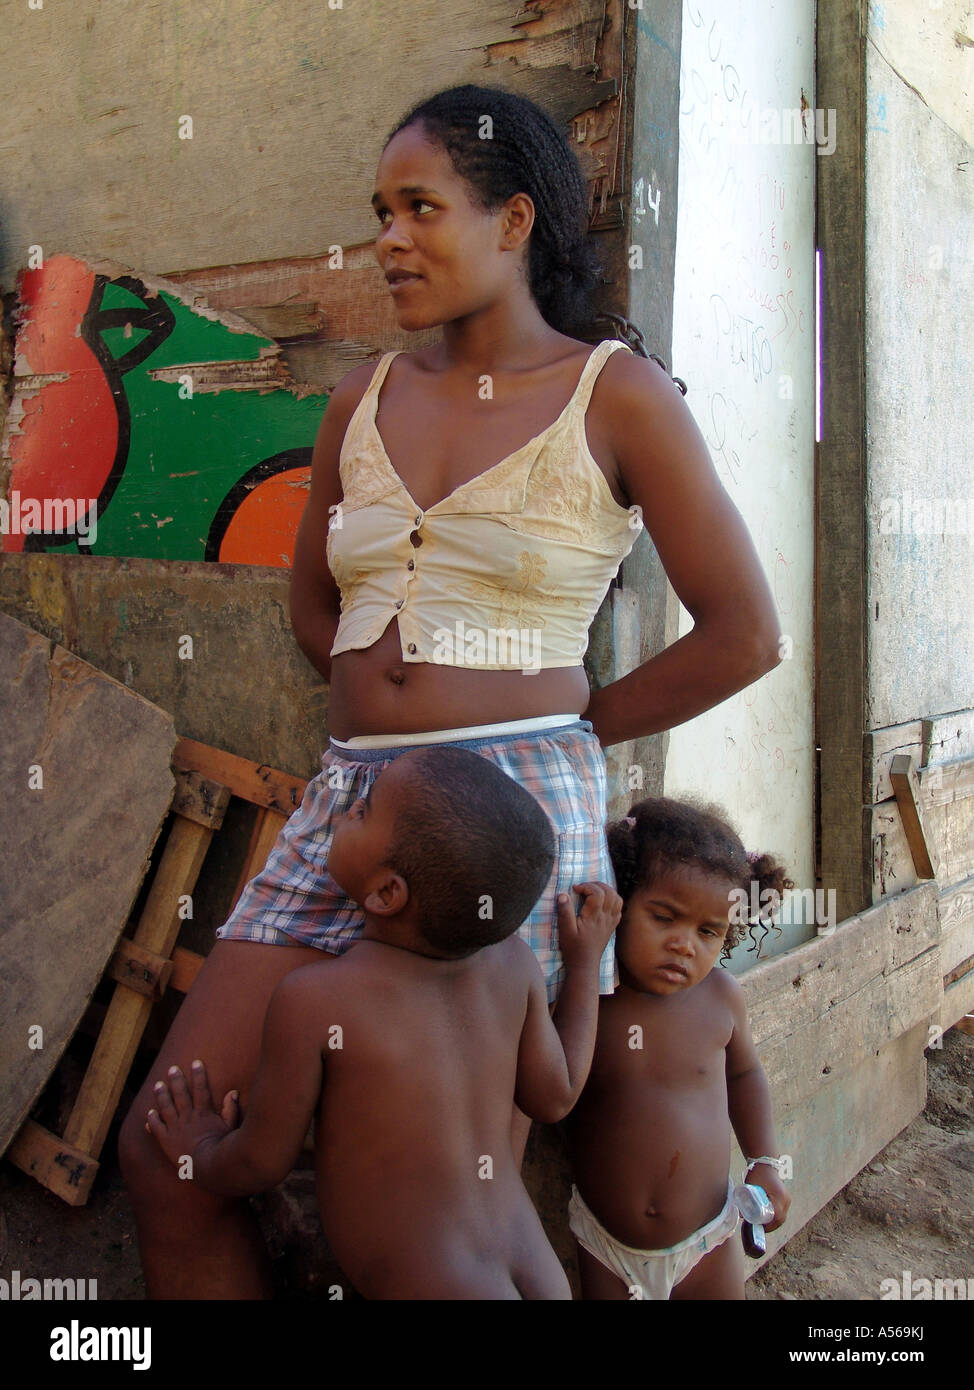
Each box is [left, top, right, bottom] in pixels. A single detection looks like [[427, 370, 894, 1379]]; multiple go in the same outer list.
[[301, 935, 568, 1298]]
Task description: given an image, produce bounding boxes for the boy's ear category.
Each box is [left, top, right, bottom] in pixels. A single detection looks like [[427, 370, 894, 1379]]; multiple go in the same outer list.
[[363, 869, 409, 917]]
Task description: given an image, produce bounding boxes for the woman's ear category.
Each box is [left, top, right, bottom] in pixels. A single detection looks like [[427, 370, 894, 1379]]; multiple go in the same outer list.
[[500, 192, 535, 252], [363, 870, 409, 917]]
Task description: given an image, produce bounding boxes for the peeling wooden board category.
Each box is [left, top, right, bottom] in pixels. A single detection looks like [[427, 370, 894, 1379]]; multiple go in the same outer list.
[[228, 303, 326, 341], [167, 246, 436, 390], [0, 613, 176, 1156]]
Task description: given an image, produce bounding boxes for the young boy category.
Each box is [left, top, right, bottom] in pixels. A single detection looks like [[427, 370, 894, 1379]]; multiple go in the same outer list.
[[564, 798, 792, 1300], [147, 744, 620, 1299]]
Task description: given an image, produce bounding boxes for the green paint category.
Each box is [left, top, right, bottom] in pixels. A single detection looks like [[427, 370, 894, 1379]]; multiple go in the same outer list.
[[62, 279, 328, 561]]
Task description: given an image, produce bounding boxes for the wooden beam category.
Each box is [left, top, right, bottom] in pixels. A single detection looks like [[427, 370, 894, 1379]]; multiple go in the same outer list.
[[6, 1120, 99, 1207], [173, 737, 306, 816], [890, 754, 938, 879], [816, 0, 870, 918], [171, 767, 232, 830], [106, 939, 174, 1000], [61, 812, 217, 1161]]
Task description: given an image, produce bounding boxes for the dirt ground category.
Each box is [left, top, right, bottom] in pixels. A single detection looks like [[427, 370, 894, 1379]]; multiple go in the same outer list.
[[2, 1028, 971, 1301]]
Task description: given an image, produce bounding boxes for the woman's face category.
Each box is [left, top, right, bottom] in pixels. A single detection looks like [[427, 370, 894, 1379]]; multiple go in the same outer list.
[[371, 123, 533, 331]]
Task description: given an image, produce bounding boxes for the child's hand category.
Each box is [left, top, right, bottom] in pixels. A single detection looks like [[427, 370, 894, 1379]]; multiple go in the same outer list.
[[145, 1061, 240, 1172], [750, 1165, 791, 1232], [557, 882, 622, 969]]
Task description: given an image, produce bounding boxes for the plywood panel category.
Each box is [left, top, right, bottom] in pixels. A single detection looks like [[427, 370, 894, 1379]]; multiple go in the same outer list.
[[0, 614, 176, 1154], [0, 0, 623, 290]]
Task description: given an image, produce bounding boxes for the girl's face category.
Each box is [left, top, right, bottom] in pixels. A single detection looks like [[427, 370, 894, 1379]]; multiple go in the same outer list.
[[616, 864, 736, 997], [371, 124, 532, 331]]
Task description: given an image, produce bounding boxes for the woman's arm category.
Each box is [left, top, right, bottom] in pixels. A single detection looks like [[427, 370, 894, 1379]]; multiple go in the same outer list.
[[584, 354, 782, 747], [289, 364, 376, 681]]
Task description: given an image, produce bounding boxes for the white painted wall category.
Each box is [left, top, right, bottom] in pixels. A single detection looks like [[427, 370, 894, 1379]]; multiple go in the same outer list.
[[666, 0, 818, 962]]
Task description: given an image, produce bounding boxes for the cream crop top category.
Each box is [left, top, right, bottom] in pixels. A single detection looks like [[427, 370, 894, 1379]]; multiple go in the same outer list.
[[326, 338, 640, 670]]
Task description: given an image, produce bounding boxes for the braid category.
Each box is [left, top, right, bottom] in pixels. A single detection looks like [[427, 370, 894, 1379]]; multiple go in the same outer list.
[[386, 84, 602, 335]]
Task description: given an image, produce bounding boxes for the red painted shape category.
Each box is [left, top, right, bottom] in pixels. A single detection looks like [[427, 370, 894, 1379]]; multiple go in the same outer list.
[[4, 256, 118, 551], [217, 468, 311, 568]]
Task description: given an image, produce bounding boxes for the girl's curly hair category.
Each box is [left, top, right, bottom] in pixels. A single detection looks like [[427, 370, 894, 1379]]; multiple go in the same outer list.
[[608, 796, 795, 962]]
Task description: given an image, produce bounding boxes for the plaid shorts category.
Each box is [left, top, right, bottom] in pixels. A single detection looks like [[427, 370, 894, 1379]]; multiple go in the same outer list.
[[217, 719, 617, 1001]]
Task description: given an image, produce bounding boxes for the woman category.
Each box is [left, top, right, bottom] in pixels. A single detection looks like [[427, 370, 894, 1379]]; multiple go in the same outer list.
[[120, 84, 780, 1298]]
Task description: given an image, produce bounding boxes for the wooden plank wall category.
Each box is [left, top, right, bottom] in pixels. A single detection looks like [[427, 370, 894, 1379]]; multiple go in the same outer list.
[[866, 711, 974, 1031], [738, 882, 941, 1262]]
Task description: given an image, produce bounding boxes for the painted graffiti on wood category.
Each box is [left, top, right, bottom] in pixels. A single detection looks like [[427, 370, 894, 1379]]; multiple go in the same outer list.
[[2, 255, 326, 567]]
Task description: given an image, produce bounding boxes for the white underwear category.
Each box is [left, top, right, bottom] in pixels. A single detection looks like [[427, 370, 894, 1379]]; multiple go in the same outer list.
[[330, 714, 580, 749], [568, 1179, 740, 1300]]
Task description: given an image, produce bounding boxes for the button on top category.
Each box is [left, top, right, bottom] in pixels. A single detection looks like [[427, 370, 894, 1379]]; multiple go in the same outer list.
[[414, 514, 423, 527], [407, 643, 417, 654], [407, 559, 415, 571], [395, 599, 403, 610]]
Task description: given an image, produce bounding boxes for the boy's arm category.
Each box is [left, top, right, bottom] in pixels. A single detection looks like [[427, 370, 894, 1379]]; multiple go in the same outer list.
[[147, 968, 325, 1197], [514, 884, 621, 1124], [722, 971, 791, 1230]]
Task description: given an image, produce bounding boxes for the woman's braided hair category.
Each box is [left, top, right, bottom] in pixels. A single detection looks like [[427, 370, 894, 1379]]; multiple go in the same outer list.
[[386, 84, 602, 336]]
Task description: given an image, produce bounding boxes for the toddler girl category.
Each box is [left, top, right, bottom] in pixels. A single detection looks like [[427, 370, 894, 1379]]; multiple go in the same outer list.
[[564, 795, 794, 1299]]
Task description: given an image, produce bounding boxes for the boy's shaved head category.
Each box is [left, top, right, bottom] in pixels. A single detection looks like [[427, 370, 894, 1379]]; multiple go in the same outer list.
[[384, 746, 555, 953]]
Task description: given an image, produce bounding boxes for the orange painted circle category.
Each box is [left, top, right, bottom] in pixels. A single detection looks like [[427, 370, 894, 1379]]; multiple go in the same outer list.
[[216, 467, 311, 567]]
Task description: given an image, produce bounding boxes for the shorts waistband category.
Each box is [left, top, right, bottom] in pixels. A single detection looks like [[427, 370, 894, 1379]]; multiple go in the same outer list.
[[328, 715, 591, 760]]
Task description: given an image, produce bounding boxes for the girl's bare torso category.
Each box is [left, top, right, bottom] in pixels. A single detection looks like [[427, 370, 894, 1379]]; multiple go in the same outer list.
[[565, 975, 736, 1249]]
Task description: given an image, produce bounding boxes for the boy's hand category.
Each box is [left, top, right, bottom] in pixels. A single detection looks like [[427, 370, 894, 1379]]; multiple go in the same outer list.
[[145, 1061, 240, 1172], [557, 882, 622, 969], [750, 1165, 791, 1231]]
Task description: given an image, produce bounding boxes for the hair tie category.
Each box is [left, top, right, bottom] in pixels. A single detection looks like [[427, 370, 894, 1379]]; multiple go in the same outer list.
[[746, 851, 761, 865], [624, 816, 637, 829]]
